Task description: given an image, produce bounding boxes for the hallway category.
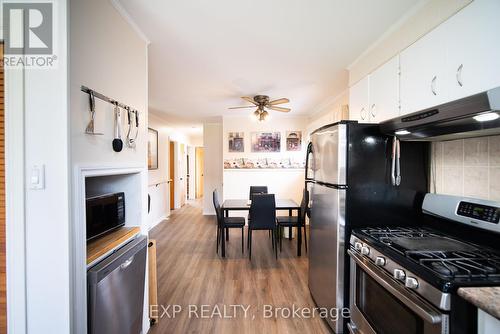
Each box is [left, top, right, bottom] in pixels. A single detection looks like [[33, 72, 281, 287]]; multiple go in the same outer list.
[[148, 202, 330, 333]]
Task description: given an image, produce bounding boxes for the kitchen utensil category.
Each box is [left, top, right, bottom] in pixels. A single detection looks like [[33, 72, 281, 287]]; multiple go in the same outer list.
[[126, 108, 139, 148], [112, 102, 123, 152], [85, 90, 103, 135]]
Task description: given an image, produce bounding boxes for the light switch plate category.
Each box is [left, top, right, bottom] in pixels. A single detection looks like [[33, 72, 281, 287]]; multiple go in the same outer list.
[[29, 164, 45, 190]]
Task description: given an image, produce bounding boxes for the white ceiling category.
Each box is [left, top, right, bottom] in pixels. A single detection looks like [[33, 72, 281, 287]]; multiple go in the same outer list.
[[119, 0, 420, 124]]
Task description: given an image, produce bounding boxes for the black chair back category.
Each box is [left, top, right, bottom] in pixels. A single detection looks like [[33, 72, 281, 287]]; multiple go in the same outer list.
[[212, 189, 222, 226], [249, 186, 268, 200], [299, 188, 309, 224], [249, 194, 276, 230]]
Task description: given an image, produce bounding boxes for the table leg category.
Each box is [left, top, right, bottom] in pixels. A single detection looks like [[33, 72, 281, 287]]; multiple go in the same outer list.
[[222, 209, 228, 258], [297, 208, 302, 257], [225, 209, 229, 241], [288, 209, 292, 240]]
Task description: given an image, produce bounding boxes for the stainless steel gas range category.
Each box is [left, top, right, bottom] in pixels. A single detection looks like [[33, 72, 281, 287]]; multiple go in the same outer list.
[[347, 193, 500, 334]]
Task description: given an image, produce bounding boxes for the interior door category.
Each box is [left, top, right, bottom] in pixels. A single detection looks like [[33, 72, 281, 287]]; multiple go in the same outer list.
[[179, 144, 186, 206], [169, 141, 175, 209], [195, 147, 204, 198]]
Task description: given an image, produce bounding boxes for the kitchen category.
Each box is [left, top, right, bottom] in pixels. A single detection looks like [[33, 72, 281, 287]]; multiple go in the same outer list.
[[4, 0, 500, 334]]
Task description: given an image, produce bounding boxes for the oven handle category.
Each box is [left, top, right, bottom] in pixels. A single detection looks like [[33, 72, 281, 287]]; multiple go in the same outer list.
[[348, 250, 443, 325]]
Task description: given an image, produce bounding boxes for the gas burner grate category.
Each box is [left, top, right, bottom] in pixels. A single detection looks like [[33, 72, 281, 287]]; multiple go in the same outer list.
[[406, 250, 500, 279]]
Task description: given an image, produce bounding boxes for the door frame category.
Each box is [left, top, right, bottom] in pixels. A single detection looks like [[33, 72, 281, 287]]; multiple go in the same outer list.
[[4, 41, 28, 333]]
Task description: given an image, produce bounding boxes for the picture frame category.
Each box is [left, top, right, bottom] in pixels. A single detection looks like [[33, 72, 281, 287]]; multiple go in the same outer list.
[[251, 132, 281, 152], [148, 128, 159, 170], [228, 132, 245, 152], [286, 131, 302, 151]]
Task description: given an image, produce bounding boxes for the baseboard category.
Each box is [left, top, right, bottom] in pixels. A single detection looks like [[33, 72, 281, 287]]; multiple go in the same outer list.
[[148, 215, 169, 230]]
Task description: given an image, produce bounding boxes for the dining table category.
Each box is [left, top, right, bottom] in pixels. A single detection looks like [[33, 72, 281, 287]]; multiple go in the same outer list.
[[221, 198, 302, 258]]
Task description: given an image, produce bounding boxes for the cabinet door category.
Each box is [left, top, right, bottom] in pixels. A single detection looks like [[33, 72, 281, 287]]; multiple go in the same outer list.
[[369, 55, 400, 123], [444, 0, 500, 100], [400, 25, 447, 115], [348, 76, 370, 122]]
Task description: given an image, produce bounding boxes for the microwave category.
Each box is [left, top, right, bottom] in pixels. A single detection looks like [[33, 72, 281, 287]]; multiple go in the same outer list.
[[86, 192, 125, 241]]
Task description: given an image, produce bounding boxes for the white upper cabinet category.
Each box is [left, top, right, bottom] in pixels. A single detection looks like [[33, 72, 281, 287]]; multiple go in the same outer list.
[[443, 0, 500, 101], [349, 76, 370, 122], [369, 55, 400, 123], [400, 25, 447, 115]]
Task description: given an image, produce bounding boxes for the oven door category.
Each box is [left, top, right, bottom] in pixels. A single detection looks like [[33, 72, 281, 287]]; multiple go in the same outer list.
[[347, 250, 448, 334]]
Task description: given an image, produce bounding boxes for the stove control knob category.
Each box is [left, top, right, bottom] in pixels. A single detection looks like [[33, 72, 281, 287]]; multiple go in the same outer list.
[[393, 269, 406, 281], [375, 256, 386, 266], [405, 277, 419, 289], [354, 242, 362, 251], [361, 246, 370, 256]]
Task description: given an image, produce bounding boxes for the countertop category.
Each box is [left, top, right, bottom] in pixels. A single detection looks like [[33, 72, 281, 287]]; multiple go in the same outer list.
[[458, 287, 500, 320]]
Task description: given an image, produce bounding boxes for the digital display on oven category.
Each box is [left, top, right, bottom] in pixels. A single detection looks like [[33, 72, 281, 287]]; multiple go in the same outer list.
[[457, 201, 500, 224]]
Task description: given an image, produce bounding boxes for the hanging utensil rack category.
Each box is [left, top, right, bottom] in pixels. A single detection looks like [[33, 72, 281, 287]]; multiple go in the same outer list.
[[81, 85, 139, 113]]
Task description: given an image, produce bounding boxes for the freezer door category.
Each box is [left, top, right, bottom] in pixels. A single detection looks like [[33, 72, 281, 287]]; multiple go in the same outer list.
[[311, 124, 347, 185], [308, 183, 346, 333]]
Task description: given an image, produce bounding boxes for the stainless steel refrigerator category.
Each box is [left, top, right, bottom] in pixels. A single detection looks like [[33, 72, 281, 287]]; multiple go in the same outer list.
[[307, 122, 428, 333]]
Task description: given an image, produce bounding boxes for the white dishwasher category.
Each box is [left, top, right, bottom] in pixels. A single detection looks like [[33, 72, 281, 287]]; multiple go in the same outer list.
[[87, 235, 147, 334]]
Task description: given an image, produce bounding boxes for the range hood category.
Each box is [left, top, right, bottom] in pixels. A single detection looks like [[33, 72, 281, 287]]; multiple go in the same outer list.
[[380, 86, 500, 141]]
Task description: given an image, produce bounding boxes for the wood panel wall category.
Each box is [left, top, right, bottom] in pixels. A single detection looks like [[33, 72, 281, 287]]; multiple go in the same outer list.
[[0, 42, 7, 332]]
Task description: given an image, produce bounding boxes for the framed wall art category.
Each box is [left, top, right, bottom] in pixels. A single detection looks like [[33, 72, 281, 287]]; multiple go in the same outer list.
[[148, 128, 159, 170], [251, 132, 281, 152]]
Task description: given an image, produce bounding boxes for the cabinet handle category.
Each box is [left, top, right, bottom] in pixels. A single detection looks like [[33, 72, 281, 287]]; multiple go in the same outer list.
[[431, 76, 437, 96], [456, 64, 463, 87], [360, 107, 366, 120], [370, 104, 376, 118]]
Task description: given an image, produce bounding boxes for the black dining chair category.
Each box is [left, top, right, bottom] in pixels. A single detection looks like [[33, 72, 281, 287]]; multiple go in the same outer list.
[[249, 186, 268, 199], [213, 189, 245, 254], [248, 186, 269, 239], [276, 188, 309, 253], [248, 193, 278, 260]]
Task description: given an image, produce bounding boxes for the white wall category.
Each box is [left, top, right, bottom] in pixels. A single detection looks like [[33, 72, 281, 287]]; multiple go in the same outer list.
[[222, 116, 306, 210], [306, 91, 349, 137], [203, 122, 223, 214], [69, 0, 149, 332], [23, 1, 71, 333], [148, 114, 170, 229]]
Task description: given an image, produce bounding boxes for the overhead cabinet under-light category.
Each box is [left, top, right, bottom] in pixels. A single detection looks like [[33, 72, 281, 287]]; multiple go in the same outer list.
[[380, 86, 500, 141]]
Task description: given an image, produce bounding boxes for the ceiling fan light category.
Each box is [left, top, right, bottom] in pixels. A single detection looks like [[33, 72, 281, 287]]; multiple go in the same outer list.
[[259, 111, 269, 122]]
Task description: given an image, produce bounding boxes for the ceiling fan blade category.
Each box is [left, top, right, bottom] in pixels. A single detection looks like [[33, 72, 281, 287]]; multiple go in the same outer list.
[[268, 98, 289, 105], [267, 105, 291, 112], [228, 105, 257, 109], [241, 96, 258, 105]]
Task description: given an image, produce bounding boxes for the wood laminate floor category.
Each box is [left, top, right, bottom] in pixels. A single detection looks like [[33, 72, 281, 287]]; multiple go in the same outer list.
[[148, 200, 331, 334]]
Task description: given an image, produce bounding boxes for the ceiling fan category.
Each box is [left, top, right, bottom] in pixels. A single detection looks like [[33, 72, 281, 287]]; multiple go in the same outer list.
[[229, 95, 290, 121]]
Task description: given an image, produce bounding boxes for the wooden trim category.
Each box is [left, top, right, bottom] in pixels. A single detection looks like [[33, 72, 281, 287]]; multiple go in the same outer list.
[[148, 239, 158, 323], [0, 42, 7, 333], [86, 227, 140, 265]]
